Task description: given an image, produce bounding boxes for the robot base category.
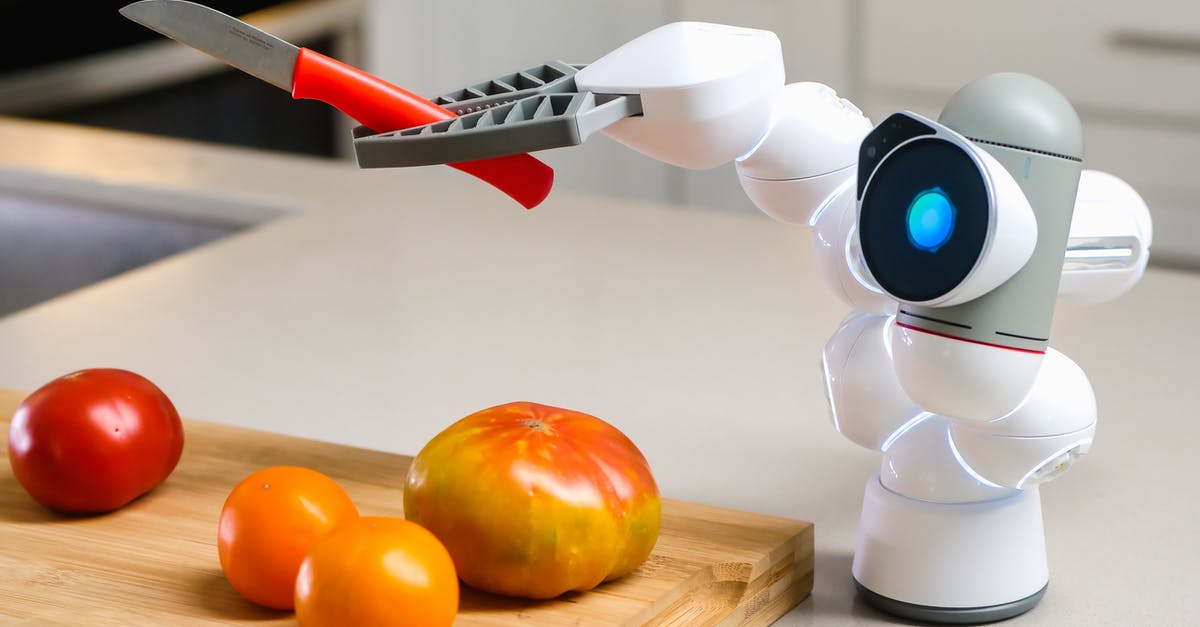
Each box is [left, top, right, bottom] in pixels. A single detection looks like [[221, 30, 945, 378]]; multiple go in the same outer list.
[[855, 580, 1046, 624], [852, 475, 1049, 624]]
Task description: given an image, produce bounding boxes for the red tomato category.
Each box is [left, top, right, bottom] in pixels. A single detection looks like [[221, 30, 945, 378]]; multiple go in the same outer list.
[[7, 368, 184, 513], [218, 466, 359, 610], [403, 401, 661, 599], [295, 516, 458, 627]]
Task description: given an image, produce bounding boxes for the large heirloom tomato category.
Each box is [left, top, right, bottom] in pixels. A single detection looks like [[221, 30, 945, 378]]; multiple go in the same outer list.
[[8, 368, 185, 513], [403, 401, 661, 599]]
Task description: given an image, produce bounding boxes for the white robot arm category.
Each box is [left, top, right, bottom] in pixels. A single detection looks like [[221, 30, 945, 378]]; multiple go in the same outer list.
[[351, 21, 1151, 623]]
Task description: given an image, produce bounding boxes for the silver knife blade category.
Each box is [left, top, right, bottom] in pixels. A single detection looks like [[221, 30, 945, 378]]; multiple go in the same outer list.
[[120, 0, 299, 92]]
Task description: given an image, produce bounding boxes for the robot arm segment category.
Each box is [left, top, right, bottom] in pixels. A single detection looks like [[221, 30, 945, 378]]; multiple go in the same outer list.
[[574, 22, 785, 170], [1059, 170, 1154, 304], [947, 348, 1097, 489], [734, 82, 872, 224], [823, 312, 1097, 492]]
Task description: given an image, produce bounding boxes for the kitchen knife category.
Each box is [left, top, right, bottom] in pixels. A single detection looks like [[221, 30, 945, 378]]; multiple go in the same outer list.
[[119, 0, 554, 209]]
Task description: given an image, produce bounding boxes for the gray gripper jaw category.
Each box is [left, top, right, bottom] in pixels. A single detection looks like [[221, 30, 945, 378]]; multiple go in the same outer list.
[[433, 60, 583, 115], [352, 61, 642, 169]]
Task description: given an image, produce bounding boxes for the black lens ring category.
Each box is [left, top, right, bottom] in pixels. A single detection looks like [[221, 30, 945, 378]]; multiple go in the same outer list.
[[859, 138, 991, 303]]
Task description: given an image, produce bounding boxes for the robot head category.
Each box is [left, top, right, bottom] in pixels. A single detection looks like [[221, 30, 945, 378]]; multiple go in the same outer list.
[[856, 112, 1037, 308], [856, 73, 1085, 421]]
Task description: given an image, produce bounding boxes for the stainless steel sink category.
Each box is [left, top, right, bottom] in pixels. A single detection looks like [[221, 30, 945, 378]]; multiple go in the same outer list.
[[0, 188, 247, 317]]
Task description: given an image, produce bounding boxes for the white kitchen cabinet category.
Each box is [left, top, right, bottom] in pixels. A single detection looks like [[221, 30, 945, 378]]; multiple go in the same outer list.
[[860, 0, 1200, 120], [858, 0, 1200, 265]]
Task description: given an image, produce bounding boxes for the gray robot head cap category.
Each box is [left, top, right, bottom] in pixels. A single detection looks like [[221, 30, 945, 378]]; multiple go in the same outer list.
[[938, 72, 1083, 160]]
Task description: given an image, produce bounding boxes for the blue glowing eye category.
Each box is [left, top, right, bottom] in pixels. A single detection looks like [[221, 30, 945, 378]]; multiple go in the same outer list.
[[906, 187, 956, 252]]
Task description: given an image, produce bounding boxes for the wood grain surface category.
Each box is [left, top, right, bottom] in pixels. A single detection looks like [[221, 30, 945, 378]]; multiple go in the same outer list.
[[0, 389, 813, 625]]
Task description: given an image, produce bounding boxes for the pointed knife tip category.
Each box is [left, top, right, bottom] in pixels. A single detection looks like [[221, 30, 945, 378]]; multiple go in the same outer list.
[[118, 1, 146, 19], [119, 0, 176, 18]]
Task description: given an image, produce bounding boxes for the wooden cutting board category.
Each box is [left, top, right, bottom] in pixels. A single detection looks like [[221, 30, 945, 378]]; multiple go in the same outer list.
[[0, 389, 813, 626]]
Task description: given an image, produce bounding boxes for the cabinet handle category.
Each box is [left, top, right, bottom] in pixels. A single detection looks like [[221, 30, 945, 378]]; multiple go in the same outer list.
[[1109, 29, 1200, 56]]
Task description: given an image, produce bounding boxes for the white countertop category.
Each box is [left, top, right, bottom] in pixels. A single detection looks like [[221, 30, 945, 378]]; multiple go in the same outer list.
[[1, 117, 1196, 625]]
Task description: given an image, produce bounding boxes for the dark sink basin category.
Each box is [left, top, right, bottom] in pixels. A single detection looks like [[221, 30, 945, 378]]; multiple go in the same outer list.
[[0, 188, 246, 317]]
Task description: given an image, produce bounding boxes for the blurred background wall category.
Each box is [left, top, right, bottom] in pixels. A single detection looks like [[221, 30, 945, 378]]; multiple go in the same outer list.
[[2, 0, 1196, 266]]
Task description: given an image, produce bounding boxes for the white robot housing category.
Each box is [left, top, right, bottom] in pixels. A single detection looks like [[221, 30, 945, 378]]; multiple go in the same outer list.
[[350, 21, 1153, 624]]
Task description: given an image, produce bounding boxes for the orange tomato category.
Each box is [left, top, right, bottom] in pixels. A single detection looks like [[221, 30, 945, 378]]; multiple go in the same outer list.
[[217, 466, 358, 609], [404, 401, 661, 599], [294, 516, 459, 627]]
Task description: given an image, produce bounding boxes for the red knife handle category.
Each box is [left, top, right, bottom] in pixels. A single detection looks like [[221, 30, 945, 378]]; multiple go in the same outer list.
[[291, 48, 552, 209]]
